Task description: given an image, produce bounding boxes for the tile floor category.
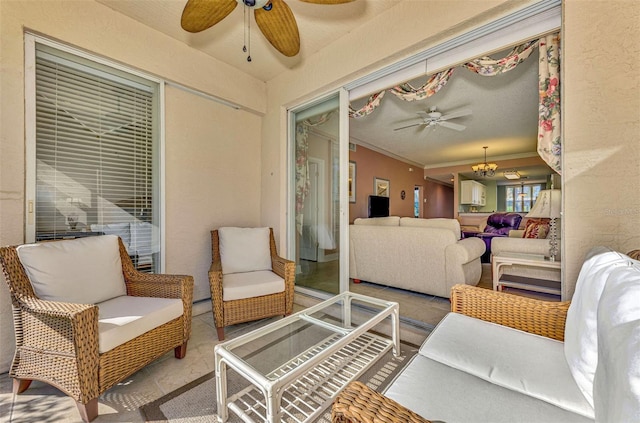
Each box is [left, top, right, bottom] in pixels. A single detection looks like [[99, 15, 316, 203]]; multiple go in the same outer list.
[[0, 294, 431, 423]]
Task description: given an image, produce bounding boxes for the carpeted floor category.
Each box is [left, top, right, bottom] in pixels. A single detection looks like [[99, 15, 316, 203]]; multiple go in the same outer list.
[[141, 340, 418, 423]]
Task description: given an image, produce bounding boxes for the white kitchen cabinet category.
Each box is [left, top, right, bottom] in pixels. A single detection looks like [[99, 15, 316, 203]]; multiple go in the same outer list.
[[460, 180, 486, 206]]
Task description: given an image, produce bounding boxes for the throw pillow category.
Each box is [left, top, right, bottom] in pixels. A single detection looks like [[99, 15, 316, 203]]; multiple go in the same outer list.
[[593, 263, 640, 422], [523, 218, 550, 239], [564, 247, 630, 409]]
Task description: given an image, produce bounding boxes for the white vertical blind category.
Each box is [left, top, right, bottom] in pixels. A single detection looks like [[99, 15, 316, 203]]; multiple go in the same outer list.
[[34, 44, 159, 271]]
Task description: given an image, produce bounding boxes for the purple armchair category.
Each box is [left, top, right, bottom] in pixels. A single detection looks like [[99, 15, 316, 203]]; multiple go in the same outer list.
[[476, 213, 523, 262], [483, 213, 523, 236]]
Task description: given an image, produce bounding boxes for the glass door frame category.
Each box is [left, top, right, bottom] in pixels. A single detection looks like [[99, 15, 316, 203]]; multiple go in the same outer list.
[[287, 88, 350, 296]]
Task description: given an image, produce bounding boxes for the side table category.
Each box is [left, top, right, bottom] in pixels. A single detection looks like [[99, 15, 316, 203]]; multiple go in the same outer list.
[[492, 252, 561, 295]]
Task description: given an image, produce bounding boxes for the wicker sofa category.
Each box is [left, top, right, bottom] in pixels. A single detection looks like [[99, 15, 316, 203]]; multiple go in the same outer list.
[[349, 217, 485, 298], [0, 235, 194, 422], [333, 247, 640, 423]]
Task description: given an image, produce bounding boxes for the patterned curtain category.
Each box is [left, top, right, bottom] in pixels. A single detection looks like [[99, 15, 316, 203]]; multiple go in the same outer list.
[[295, 112, 334, 235], [388, 68, 455, 101], [463, 41, 537, 76], [349, 91, 385, 118], [537, 33, 561, 174]]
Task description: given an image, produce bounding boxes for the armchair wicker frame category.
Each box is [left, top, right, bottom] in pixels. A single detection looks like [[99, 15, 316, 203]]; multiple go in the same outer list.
[[209, 228, 295, 340], [0, 238, 194, 422], [331, 284, 571, 423]]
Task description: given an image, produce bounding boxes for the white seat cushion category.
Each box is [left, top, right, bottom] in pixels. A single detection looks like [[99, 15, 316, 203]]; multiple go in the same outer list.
[[385, 354, 594, 423], [420, 312, 594, 418], [17, 235, 127, 305], [593, 263, 640, 423], [97, 295, 183, 354], [564, 247, 631, 407], [222, 270, 284, 301], [218, 227, 271, 275]]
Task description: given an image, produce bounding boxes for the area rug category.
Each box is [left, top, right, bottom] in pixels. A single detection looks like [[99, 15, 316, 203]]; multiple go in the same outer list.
[[141, 340, 419, 422]]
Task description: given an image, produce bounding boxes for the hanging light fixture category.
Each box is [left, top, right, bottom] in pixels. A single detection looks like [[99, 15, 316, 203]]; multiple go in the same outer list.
[[471, 146, 498, 177]]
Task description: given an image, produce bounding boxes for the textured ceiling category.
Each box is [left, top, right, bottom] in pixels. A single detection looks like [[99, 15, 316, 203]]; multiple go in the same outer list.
[[96, 0, 401, 81], [97, 0, 553, 183]]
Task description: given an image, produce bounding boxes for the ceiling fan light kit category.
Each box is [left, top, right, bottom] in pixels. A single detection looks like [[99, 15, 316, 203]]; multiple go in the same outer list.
[[503, 170, 521, 180], [472, 146, 498, 177]]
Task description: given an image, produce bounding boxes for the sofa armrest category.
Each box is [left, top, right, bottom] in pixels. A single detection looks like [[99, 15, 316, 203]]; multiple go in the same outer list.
[[332, 381, 431, 423], [447, 237, 486, 264], [450, 284, 570, 341]]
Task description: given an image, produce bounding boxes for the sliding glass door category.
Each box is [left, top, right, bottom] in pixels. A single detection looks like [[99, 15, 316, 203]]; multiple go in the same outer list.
[[288, 90, 349, 296]]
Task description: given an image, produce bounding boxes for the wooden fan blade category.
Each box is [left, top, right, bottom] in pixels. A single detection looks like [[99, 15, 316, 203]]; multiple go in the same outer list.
[[298, 0, 354, 3], [255, 0, 300, 57], [181, 0, 237, 33], [438, 121, 466, 131]]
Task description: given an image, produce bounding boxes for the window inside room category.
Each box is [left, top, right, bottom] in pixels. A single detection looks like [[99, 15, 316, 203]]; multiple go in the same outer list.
[[26, 37, 162, 272], [503, 183, 545, 212]]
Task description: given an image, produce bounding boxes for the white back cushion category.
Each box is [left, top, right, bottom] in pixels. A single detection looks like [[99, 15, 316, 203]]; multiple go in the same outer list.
[[353, 216, 400, 226], [218, 227, 271, 275], [593, 263, 640, 423], [17, 235, 127, 304], [564, 246, 630, 407], [400, 217, 461, 240]]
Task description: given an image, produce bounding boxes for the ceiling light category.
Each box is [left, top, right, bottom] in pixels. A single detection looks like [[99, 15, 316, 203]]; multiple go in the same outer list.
[[503, 170, 521, 180], [471, 146, 497, 177]]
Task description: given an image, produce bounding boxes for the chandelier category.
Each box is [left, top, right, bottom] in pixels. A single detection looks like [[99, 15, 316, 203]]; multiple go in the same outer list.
[[471, 146, 498, 177]]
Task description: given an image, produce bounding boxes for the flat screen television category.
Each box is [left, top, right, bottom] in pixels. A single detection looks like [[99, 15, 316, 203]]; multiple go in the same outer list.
[[368, 195, 390, 218]]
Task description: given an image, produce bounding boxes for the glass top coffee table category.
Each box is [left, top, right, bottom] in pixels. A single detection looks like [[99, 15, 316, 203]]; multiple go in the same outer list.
[[214, 291, 400, 422]]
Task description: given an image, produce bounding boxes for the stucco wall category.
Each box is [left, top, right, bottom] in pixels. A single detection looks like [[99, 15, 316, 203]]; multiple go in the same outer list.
[[0, 0, 265, 372], [562, 0, 640, 295]]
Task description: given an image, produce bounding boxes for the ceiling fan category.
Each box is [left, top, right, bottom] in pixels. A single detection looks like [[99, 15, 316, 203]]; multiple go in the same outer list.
[[180, 0, 353, 59], [393, 106, 472, 132]]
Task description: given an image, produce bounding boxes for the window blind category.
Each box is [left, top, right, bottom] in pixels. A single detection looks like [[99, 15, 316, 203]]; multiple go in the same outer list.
[[34, 44, 160, 272]]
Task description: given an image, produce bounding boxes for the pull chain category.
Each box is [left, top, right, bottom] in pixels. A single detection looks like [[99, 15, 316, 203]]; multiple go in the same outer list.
[[242, 5, 252, 62]]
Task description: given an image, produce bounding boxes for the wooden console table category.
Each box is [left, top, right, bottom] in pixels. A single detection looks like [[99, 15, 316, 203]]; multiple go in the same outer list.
[[492, 252, 561, 295]]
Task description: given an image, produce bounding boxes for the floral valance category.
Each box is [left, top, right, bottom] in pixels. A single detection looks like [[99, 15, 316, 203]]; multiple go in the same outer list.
[[462, 40, 537, 76], [388, 68, 455, 101], [348, 91, 385, 118]]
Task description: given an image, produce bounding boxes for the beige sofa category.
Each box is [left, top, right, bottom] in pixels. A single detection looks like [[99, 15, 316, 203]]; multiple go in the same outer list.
[[348, 217, 485, 298], [334, 247, 640, 423]]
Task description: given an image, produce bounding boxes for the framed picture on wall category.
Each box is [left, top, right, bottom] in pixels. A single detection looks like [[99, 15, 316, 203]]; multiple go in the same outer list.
[[349, 161, 356, 203], [374, 177, 390, 197]]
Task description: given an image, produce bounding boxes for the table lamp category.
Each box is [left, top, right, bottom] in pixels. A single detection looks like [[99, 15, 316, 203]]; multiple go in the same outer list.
[[526, 189, 561, 261]]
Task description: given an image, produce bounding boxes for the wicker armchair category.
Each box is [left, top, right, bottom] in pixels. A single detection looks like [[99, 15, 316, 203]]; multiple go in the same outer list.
[[209, 227, 295, 340], [331, 285, 571, 422], [0, 237, 194, 422]]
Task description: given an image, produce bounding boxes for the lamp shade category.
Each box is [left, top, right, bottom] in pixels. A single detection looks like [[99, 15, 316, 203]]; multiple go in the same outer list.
[[526, 189, 561, 219]]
